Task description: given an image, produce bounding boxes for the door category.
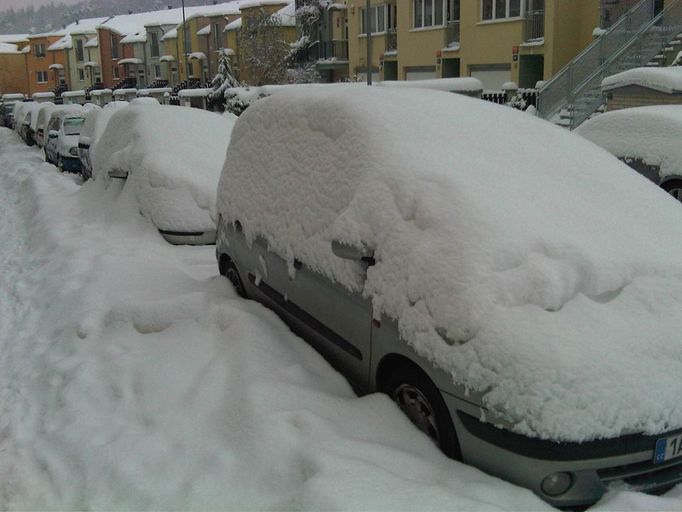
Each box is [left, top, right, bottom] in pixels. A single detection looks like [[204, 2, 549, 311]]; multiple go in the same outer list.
[[285, 257, 372, 391]]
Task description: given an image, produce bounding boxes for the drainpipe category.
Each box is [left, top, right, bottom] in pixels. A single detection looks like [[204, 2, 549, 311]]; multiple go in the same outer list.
[[182, 0, 191, 80], [365, 0, 372, 85]]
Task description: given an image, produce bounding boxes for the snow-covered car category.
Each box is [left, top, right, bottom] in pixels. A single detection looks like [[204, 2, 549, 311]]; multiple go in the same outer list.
[[216, 85, 682, 508], [92, 102, 235, 244], [0, 93, 23, 128], [20, 103, 46, 146], [79, 100, 128, 180], [44, 111, 85, 173], [34, 103, 80, 148], [577, 106, 682, 202]]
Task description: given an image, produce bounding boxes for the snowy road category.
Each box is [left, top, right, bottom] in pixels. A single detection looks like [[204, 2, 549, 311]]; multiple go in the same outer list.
[[0, 127, 680, 510]]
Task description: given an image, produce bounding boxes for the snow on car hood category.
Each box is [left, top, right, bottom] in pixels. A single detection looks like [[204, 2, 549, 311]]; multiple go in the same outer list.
[[218, 85, 682, 442], [93, 103, 235, 233], [577, 105, 682, 179]]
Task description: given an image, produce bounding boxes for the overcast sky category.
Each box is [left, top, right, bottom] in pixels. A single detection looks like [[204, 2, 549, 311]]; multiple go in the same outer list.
[[0, 0, 84, 11]]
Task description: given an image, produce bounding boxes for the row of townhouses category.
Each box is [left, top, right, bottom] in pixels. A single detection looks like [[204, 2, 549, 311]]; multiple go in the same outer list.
[[0, 0, 670, 97]]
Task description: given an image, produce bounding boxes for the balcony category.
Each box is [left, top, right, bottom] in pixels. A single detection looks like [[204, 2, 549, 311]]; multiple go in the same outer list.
[[445, 21, 460, 48], [318, 40, 349, 61], [524, 9, 545, 41], [386, 29, 398, 53]]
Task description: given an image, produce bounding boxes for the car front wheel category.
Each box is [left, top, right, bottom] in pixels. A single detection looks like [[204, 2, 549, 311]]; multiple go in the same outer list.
[[219, 255, 247, 299], [384, 364, 461, 460], [662, 179, 682, 203]]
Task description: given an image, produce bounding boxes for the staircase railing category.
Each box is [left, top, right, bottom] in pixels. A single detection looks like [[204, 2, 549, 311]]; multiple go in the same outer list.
[[537, 0, 660, 122], [569, 1, 682, 129]]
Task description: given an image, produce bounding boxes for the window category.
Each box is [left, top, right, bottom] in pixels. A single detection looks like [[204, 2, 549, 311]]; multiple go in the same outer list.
[[213, 23, 221, 50], [36, 71, 48, 83], [113, 66, 119, 79], [78, 68, 85, 81], [482, 0, 523, 21], [111, 34, 119, 59], [76, 39, 84, 61], [154, 64, 162, 78], [150, 32, 160, 58], [414, 1, 459, 28], [34, 43, 46, 57], [360, 4, 393, 34]]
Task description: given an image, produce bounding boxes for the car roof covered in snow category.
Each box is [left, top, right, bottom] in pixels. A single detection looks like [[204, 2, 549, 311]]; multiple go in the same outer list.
[[218, 84, 682, 442], [576, 105, 682, 179]]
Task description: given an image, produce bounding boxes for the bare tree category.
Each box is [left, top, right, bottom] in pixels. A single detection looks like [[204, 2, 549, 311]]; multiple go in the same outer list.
[[239, 6, 291, 85]]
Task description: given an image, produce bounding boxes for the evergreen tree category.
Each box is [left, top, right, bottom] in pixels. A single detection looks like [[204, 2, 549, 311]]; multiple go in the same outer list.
[[209, 49, 243, 112]]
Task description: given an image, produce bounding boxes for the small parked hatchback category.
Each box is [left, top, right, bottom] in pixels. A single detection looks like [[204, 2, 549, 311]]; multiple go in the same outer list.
[[215, 85, 682, 508], [44, 111, 85, 173]]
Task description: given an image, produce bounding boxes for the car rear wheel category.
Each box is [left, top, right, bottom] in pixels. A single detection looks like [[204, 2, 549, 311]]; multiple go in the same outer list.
[[384, 364, 461, 459], [219, 255, 247, 299], [662, 180, 682, 203]]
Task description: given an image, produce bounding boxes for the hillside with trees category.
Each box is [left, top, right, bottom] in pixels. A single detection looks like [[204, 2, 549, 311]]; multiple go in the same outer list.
[[0, 0, 230, 35]]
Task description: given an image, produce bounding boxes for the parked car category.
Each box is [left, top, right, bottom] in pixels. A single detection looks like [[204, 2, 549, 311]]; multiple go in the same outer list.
[[44, 111, 85, 173], [78, 101, 126, 180], [215, 86, 682, 508], [92, 102, 235, 244], [0, 93, 24, 128], [577, 106, 682, 202], [19, 103, 44, 146]]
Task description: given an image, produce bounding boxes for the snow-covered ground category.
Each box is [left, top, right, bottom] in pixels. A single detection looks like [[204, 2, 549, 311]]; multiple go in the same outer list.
[[0, 127, 680, 510]]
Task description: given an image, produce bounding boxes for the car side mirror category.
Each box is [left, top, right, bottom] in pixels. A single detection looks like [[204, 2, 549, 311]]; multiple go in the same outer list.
[[48, 130, 58, 138], [331, 240, 375, 265]]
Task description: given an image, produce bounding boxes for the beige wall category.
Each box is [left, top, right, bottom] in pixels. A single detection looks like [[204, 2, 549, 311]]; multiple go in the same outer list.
[[348, 0, 609, 87]]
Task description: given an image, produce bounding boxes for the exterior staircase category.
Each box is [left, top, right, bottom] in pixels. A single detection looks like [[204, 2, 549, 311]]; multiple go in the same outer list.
[[538, 0, 682, 129]]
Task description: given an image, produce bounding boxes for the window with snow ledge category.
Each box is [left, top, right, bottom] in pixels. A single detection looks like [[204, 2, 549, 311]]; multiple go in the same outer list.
[[481, 0, 523, 22], [413, 0, 460, 29]]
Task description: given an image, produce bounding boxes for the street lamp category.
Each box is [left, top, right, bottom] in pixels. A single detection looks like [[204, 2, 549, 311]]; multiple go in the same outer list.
[[366, 0, 372, 85], [181, 0, 191, 81]]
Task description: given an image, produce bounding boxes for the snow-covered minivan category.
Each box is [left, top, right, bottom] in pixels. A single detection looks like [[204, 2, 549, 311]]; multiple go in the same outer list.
[[215, 85, 682, 507]]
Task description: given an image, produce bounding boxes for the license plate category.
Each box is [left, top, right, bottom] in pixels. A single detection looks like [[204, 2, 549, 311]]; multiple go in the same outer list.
[[654, 433, 682, 464]]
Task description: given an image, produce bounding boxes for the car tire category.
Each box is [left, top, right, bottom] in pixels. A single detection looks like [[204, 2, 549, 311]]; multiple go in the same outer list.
[[219, 255, 247, 299], [661, 179, 682, 203], [384, 364, 462, 460]]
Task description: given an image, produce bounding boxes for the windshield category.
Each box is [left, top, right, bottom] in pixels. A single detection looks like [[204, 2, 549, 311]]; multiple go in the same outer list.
[[63, 117, 85, 136]]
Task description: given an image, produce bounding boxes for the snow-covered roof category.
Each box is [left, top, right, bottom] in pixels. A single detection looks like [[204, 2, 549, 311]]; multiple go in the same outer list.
[[197, 25, 211, 36], [218, 85, 682, 443], [0, 34, 29, 44], [0, 42, 19, 54], [21, 45, 30, 54], [577, 105, 682, 179], [602, 66, 682, 93], [239, 0, 292, 8], [272, 1, 296, 26], [120, 32, 147, 44], [225, 17, 242, 31], [118, 58, 143, 65], [47, 36, 72, 51], [162, 28, 178, 40], [84, 36, 99, 48], [45, 16, 109, 51]]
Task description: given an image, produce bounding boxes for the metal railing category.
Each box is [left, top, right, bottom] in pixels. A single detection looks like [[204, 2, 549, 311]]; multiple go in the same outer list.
[[525, 9, 545, 41], [569, 2, 682, 128], [386, 29, 398, 52], [445, 21, 460, 46], [537, 0, 665, 124]]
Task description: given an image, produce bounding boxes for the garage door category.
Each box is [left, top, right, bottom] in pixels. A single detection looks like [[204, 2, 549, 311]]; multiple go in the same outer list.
[[470, 69, 511, 90], [405, 70, 438, 81]]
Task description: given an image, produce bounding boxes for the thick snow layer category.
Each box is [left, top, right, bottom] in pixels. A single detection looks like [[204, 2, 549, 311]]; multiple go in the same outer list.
[[0, 42, 19, 54], [218, 86, 682, 442], [378, 77, 483, 92], [577, 105, 682, 179], [93, 103, 234, 233], [602, 66, 682, 93], [0, 127, 564, 510]]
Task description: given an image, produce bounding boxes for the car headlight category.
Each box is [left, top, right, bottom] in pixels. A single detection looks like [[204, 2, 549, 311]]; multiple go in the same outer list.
[[69, 147, 78, 156], [541, 472, 573, 496]]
